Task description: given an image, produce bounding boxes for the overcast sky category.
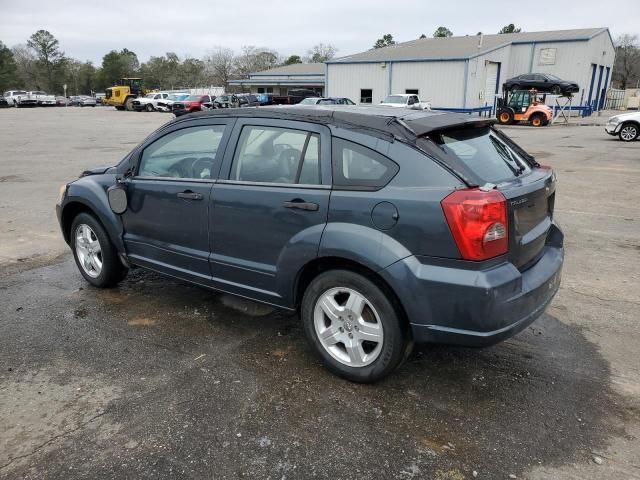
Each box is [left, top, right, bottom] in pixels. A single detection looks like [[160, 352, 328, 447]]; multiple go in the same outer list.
[[1, 0, 638, 64]]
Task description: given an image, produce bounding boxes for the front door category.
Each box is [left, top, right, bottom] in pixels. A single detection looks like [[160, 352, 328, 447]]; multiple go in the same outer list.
[[210, 119, 331, 306], [121, 121, 231, 281]]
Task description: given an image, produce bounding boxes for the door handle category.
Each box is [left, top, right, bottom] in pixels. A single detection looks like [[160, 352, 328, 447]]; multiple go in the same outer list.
[[283, 199, 319, 211], [177, 191, 203, 200]]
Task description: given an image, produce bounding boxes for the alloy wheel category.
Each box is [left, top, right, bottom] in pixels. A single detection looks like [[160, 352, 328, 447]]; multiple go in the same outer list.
[[620, 126, 637, 141], [75, 224, 103, 278], [313, 287, 384, 367]]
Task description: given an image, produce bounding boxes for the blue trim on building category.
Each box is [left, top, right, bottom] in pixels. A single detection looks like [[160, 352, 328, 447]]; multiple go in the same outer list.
[[594, 65, 604, 111], [587, 64, 597, 106], [600, 66, 610, 110]]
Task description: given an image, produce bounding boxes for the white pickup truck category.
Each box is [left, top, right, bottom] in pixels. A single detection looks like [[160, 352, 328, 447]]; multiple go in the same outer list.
[[4, 90, 38, 107], [380, 94, 431, 110]]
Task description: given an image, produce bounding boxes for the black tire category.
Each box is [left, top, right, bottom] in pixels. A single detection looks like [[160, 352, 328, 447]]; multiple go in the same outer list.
[[618, 123, 639, 142], [70, 212, 127, 288], [530, 113, 545, 127], [301, 269, 409, 383], [124, 97, 135, 111], [551, 85, 562, 95], [145, 103, 154, 112], [497, 109, 514, 125], [115, 106, 125, 111]]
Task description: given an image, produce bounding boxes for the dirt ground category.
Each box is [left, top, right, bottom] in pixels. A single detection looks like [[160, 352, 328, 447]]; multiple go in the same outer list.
[[0, 107, 638, 479]]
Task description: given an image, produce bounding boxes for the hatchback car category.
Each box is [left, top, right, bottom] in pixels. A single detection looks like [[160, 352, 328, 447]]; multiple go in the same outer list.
[[56, 106, 564, 382]]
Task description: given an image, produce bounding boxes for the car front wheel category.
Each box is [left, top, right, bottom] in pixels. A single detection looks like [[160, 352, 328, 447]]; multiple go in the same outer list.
[[619, 123, 639, 142], [71, 212, 127, 287], [301, 270, 409, 383]]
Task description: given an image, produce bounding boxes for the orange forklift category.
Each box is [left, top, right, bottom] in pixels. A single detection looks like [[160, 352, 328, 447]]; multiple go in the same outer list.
[[496, 89, 553, 127]]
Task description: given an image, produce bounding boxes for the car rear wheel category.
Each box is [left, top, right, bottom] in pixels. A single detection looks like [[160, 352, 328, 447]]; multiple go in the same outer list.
[[301, 270, 409, 383], [71, 213, 127, 288], [619, 123, 639, 142]]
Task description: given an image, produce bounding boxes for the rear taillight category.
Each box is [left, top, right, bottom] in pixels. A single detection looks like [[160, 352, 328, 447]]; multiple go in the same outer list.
[[441, 188, 508, 261]]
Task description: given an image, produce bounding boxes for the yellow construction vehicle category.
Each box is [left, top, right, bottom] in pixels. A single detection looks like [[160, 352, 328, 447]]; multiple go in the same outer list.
[[104, 78, 147, 111]]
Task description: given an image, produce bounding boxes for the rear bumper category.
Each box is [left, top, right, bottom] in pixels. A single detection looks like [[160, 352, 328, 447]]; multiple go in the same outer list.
[[381, 222, 564, 347]]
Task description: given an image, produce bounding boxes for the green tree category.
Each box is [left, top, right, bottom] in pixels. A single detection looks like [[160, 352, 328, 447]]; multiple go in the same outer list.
[[27, 30, 66, 92], [284, 55, 302, 65], [0, 41, 18, 91], [433, 26, 453, 38], [498, 24, 522, 34], [373, 34, 395, 49], [96, 48, 139, 90]]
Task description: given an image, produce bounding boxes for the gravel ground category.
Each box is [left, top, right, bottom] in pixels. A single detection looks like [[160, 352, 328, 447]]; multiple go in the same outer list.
[[0, 107, 638, 479]]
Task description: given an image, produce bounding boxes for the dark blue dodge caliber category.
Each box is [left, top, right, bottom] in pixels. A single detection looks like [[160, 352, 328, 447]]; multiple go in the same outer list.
[[56, 106, 563, 382]]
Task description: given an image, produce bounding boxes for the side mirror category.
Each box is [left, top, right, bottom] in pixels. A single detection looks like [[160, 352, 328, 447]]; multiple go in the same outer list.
[[108, 183, 128, 214]]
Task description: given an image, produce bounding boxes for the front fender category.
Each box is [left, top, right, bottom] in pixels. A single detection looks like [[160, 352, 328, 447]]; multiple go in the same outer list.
[[318, 222, 413, 273], [62, 175, 125, 253]]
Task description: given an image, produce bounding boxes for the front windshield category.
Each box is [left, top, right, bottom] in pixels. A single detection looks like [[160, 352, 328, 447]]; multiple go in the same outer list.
[[299, 97, 320, 105], [383, 95, 405, 104], [145, 93, 156, 98]]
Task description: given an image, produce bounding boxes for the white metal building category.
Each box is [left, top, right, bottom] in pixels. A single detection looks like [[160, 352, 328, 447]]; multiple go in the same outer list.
[[229, 63, 325, 96], [326, 28, 615, 112]]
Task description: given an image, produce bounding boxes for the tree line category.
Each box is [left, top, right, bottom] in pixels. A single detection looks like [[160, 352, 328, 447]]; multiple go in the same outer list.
[[0, 30, 338, 95], [1, 28, 638, 95]]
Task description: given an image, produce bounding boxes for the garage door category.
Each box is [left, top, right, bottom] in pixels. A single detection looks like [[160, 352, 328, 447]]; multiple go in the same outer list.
[[484, 61, 499, 112]]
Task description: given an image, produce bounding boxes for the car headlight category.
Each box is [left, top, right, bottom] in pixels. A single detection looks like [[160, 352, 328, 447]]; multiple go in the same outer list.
[[58, 184, 67, 204]]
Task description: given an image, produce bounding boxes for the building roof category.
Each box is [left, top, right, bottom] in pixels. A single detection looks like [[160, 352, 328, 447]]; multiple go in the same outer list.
[[250, 63, 325, 76], [328, 28, 610, 63]]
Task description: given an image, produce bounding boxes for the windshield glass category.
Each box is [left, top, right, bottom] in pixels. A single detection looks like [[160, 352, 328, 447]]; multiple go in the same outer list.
[[186, 95, 201, 101], [145, 93, 156, 98], [299, 97, 320, 105], [428, 127, 532, 183], [383, 95, 406, 104], [545, 74, 561, 81]]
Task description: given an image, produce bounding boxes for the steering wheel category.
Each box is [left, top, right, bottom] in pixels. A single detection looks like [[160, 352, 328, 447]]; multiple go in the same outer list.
[[192, 157, 215, 179], [168, 157, 197, 178]]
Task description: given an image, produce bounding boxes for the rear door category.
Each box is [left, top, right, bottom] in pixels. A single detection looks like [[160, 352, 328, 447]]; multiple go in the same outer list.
[[210, 118, 331, 305], [121, 119, 233, 280]]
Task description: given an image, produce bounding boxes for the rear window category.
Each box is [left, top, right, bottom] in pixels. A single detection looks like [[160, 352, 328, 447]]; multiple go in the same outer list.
[[428, 127, 531, 183]]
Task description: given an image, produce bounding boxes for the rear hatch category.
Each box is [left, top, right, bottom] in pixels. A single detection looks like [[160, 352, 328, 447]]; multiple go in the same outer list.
[[420, 125, 555, 270]]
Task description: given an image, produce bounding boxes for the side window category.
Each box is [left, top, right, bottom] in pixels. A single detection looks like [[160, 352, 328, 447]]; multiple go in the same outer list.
[[138, 125, 225, 179], [360, 89, 373, 104], [231, 125, 321, 185], [332, 138, 399, 189]]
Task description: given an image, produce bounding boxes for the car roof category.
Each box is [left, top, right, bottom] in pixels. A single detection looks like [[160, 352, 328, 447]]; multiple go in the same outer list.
[[174, 105, 495, 140]]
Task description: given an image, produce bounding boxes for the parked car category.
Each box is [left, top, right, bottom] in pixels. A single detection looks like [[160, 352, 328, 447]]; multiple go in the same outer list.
[[213, 94, 239, 109], [380, 94, 431, 110], [56, 105, 563, 382], [156, 93, 190, 112], [172, 95, 214, 116], [605, 111, 640, 142], [299, 97, 356, 105], [504, 73, 579, 95], [69, 96, 97, 107], [255, 93, 273, 105], [132, 92, 171, 112], [3, 90, 29, 107], [272, 89, 319, 105], [55, 96, 70, 106], [28, 91, 56, 106], [238, 94, 260, 108], [0, 96, 9, 108]]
